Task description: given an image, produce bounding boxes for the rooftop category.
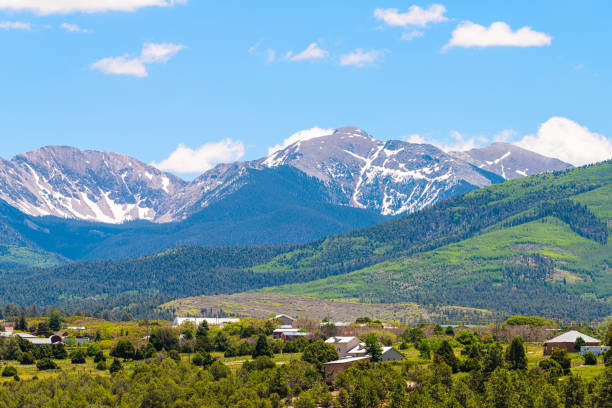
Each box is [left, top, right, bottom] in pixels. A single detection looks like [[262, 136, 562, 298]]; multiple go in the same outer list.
[[545, 330, 600, 344], [325, 336, 358, 344], [324, 356, 370, 365]]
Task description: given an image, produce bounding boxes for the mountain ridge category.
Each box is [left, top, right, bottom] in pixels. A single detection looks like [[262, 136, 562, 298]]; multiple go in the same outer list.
[[0, 127, 571, 224]]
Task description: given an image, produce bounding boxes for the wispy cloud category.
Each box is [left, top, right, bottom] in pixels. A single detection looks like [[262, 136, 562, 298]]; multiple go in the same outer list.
[[268, 126, 334, 155], [374, 4, 447, 27], [153, 139, 245, 174], [91, 42, 186, 78], [340, 49, 383, 67], [0, 0, 187, 15], [401, 30, 423, 41], [285, 42, 327, 62], [248, 40, 262, 55], [0, 21, 31, 30], [60, 22, 89, 33], [445, 21, 552, 49]]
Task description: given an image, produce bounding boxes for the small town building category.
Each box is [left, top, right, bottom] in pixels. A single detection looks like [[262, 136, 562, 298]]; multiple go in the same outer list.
[[172, 317, 240, 328], [543, 330, 600, 355], [323, 356, 370, 382], [272, 328, 310, 340], [26, 335, 63, 346], [272, 314, 296, 326], [347, 343, 405, 362], [325, 336, 361, 358], [580, 346, 610, 356]]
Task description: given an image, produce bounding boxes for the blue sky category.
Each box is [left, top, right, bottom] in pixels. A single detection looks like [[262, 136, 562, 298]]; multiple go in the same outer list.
[[1, 1, 611, 178]]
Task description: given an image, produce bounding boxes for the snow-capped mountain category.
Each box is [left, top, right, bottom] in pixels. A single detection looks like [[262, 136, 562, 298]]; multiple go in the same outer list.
[[450, 142, 572, 180], [0, 146, 186, 224], [0, 128, 572, 225], [257, 127, 502, 215]]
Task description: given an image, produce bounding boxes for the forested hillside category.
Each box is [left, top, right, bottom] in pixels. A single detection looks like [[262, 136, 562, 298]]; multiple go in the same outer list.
[[1, 161, 610, 321]]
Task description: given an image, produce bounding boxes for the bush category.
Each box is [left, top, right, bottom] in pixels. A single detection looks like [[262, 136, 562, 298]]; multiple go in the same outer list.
[[583, 352, 597, 365], [168, 350, 181, 361], [94, 351, 106, 363], [455, 330, 479, 346], [109, 358, 122, 373], [302, 340, 339, 369], [2, 366, 17, 377], [52, 343, 68, 360], [192, 351, 214, 368], [19, 352, 35, 365], [96, 361, 107, 370], [71, 349, 86, 364], [604, 348, 612, 367], [549, 349, 571, 375], [36, 358, 58, 371], [110, 339, 135, 360], [504, 316, 556, 327], [209, 360, 231, 380]]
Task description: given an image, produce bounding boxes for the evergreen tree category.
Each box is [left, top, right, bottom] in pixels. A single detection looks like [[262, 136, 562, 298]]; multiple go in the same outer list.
[[252, 335, 273, 359], [365, 333, 383, 363], [301, 340, 338, 369], [109, 358, 123, 373], [434, 340, 459, 373], [16, 316, 27, 331], [48, 310, 62, 332], [506, 337, 527, 370], [563, 374, 585, 408]]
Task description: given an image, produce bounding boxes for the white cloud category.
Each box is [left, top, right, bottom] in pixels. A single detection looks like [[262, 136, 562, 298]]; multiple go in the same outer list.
[[248, 40, 262, 55], [91, 42, 185, 77], [0, 0, 186, 15], [60, 22, 89, 33], [401, 30, 423, 41], [0, 21, 31, 30], [286, 42, 327, 62], [374, 4, 447, 27], [340, 49, 383, 67], [515, 117, 612, 166], [153, 139, 245, 174], [268, 126, 334, 155], [266, 49, 276, 63], [445, 21, 552, 49]]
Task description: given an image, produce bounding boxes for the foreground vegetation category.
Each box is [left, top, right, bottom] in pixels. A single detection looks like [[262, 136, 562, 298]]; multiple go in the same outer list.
[[1, 313, 612, 407]]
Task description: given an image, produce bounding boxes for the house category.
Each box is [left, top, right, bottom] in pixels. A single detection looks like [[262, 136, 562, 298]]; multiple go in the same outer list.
[[26, 335, 63, 346], [272, 314, 296, 326], [272, 328, 310, 341], [325, 336, 361, 358], [543, 330, 600, 355], [347, 343, 405, 362], [323, 356, 370, 382], [172, 317, 240, 328], [580, 346, 610, 356]]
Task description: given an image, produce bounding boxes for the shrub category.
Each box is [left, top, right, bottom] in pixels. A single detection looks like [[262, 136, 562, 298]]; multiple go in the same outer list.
[[168, 350, 181, 361], [455, 330, 479, 346], [71, 349, 86, 364], [19, 352, 35, 365], [2, 366, 17, 377], [93, 351, 106, 363], [109, 358, 122, 373], [604, 348, 612, 367], [52, 343, 68, 360], [209, 360, 231, 380], [192, 351, 214, 368], [302, 340, 339, 369], [110, 339, 135, 360], [583, 352, 597, 365], [549, 349, 571, 374], [36, 358, 58, 371], [434, 340, 458, 373], [96, 361, 107, 370]]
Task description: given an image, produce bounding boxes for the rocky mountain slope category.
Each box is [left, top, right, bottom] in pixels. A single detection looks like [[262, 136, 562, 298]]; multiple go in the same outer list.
[[450, 142, 572, 180], [0, 146, 186, 224], [0, 128, 572, 225]]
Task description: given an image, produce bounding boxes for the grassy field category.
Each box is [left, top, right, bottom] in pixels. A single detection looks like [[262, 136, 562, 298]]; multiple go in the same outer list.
[[163, 292, 496, 325], [0, 245, 64, 269]]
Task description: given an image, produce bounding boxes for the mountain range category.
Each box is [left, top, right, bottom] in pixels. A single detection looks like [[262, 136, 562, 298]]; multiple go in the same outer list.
[[0, 127, 573, 263], [1, 160, 609, 323]]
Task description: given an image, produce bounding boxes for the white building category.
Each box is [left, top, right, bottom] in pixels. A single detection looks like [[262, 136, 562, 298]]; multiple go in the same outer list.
[[346, 342, 405, 362], [325, 336, 361, 358]]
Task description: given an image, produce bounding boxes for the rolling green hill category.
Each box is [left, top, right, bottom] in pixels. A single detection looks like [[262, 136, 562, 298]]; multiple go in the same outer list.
[[2, 161, 610, 322]]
